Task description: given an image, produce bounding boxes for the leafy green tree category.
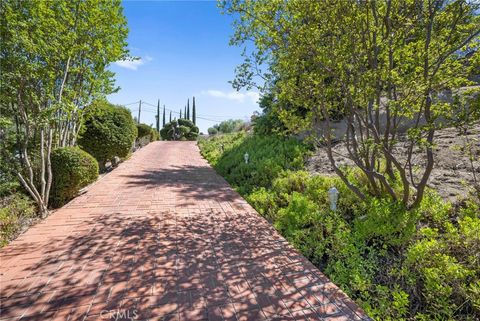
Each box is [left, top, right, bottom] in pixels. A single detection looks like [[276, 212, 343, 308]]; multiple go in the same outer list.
[[222, 0, 480, 208], [0, 0, 128, 216], [217, 119, 245, 134], [207, 127, 218, 135], [78, 100, 137, 171], [253, 93, 287, 135]]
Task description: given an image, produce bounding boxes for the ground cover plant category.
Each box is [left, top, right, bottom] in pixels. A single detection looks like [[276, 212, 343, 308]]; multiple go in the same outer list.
[[199, 131, 480, 320]]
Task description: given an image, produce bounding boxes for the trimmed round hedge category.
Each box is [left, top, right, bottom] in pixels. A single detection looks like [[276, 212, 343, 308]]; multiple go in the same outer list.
[[78, 100, 137, 170], [160, 119, 199, 141], [50, 147, 99, 208]]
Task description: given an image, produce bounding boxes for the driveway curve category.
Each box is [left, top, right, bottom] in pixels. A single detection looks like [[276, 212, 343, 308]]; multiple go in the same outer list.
[[0, 142, 370, 321]]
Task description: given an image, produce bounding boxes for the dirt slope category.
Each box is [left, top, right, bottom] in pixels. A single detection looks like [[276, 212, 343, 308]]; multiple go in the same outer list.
[[307, 124, 480, 201]]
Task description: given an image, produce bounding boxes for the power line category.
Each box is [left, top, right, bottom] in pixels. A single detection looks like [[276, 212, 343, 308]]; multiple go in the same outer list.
[[122, 101, 140, 106], [142, 101, 228, 123], [124, 100, 246, 124]]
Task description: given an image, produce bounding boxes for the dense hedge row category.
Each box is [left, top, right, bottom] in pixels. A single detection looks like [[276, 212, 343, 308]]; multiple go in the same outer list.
[[198, 132, 480, 321]]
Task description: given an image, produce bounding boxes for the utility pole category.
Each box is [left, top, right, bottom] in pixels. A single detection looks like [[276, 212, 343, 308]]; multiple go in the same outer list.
[[137, 100, 142, 124], [156, 99, 160, 132]]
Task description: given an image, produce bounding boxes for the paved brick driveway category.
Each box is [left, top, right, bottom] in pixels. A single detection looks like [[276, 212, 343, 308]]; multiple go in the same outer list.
[[0, 142, 370, 321]]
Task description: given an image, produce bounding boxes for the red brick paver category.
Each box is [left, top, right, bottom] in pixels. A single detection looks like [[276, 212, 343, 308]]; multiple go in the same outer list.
[[0, 142, 370, 321]]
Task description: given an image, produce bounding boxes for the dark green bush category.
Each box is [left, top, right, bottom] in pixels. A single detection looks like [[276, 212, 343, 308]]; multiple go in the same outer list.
[[160, 119, 199, 141], [136, 123, 152, 139], [0, 193, 36, 247], [50, 147, 99, 208], [78, 100, 137, 170], [253, 93, 288, 135]]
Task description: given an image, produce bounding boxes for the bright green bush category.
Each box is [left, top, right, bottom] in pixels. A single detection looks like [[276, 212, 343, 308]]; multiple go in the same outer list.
[[199, 132, 309, 194], [50, 147, 99, 208], [78, 100, 137, 170], [199, 132, 247, 166], [198, 131, 480, 320], [247, 187, 278, 221], [0, 193, 36, 247], [404, 215, 479, 319]]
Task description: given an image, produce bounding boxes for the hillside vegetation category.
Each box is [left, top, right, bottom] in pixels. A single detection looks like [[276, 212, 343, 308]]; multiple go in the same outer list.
[[199, 132, 480, 320]]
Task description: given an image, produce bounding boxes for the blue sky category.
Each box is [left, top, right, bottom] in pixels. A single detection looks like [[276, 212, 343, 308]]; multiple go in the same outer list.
[[107, 0, 260, 133]]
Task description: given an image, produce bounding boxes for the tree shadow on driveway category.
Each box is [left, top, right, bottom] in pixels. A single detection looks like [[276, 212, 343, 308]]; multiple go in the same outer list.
[[120, 165, 244, 205]]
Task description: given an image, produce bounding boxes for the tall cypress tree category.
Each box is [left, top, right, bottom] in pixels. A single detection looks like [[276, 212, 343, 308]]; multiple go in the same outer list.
[[192, 96, 196, 124], [180, 109, 182, 119], [169, 111, 172, 122], [156, 99, 160, 132], [187, 99, 190, 120], [162, 105, 166, 126], [184, 106, 187, 120]]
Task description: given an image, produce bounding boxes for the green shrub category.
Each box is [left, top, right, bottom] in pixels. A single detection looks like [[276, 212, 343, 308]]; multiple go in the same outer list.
[[198, 131, 480, 320], [0, 193, 36, 247], [160, 119, 199, 141], [247, 187, 278, 221], [207, 127, 218, 135], [136, 123, 152, 139], [78, 100, 137, 170], [151, 129, 159, 142], [199, 131, 247, 166], [50, 147, 99, 208], [200, 133, 309, 194], [274, 192, 329, 264], [404, 215, 480, 319]]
